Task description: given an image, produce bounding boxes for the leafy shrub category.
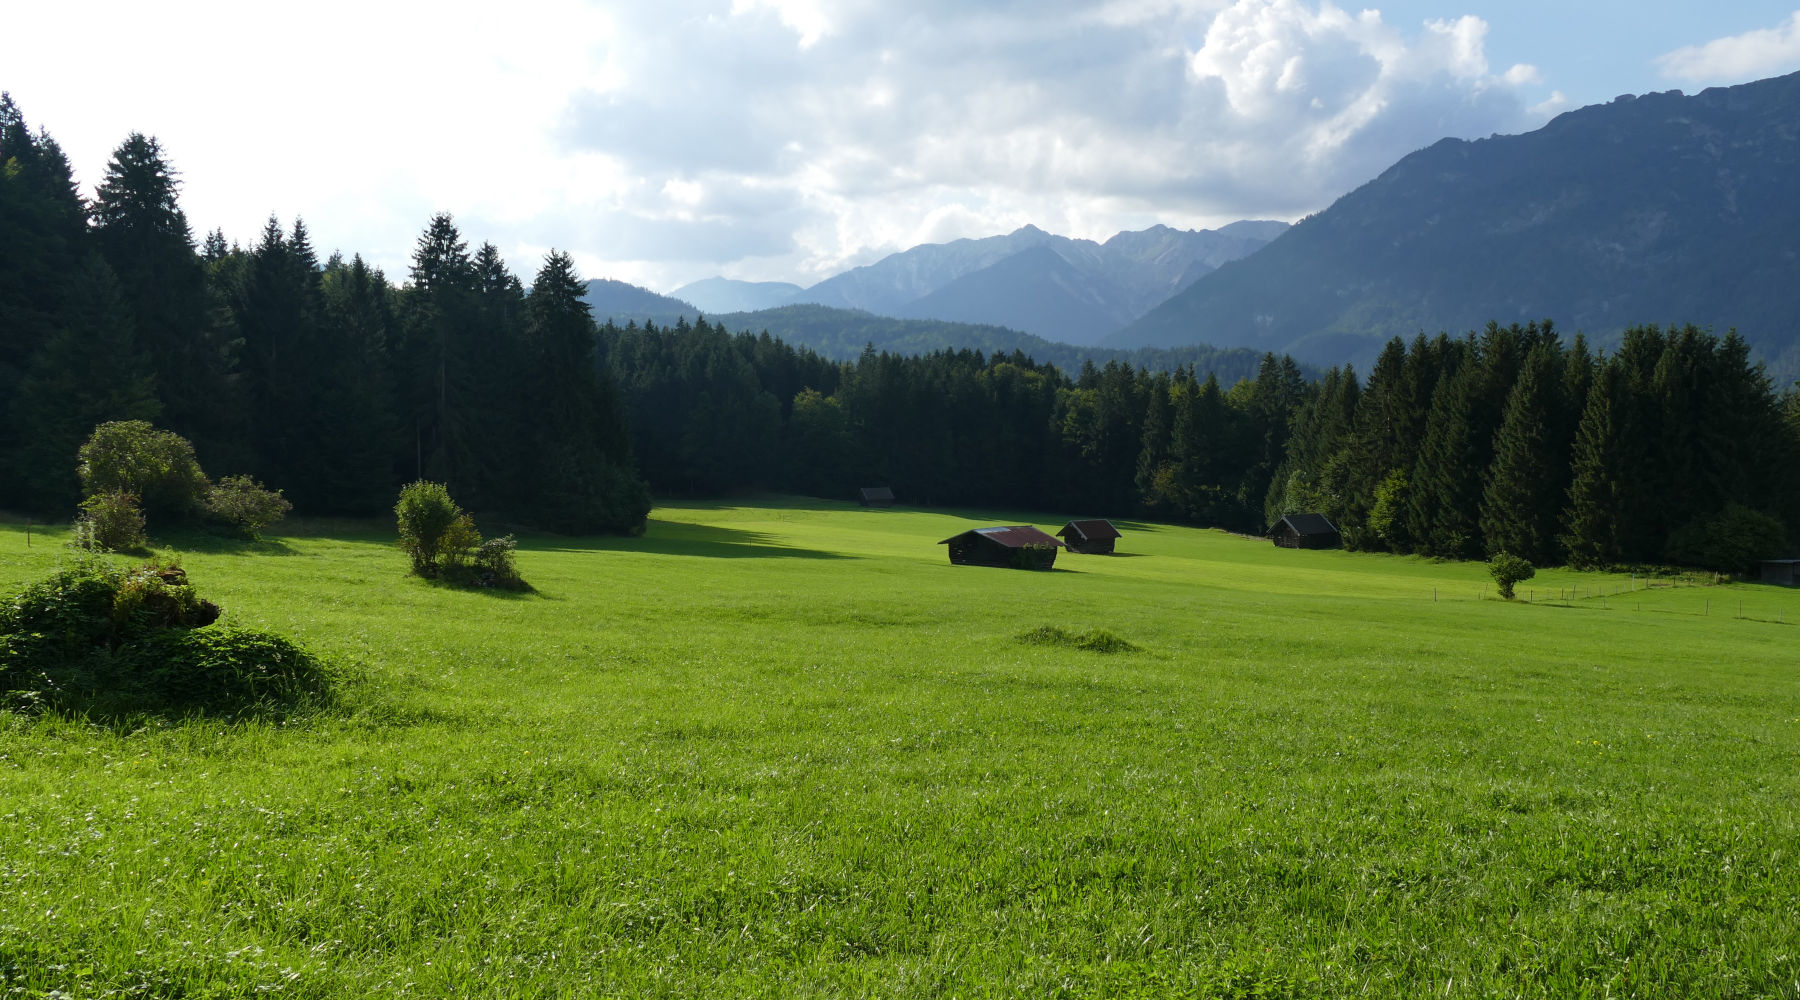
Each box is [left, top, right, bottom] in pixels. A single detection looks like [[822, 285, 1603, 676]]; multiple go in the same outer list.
[[395, 481, 462, 577], [1008, 543, 1060, 571], [440, 513, 481, 570], [71, 490, 148, 553], [1488, 551, 1536, 600], [204, 475, 292, 539], [1666, 504, 1788, 573], [116, 628, 329, 713], [395, 482, 530, 589], [78, 421, 209, 519], [471, 535, 527, 590], [0, 560, 318, 718]]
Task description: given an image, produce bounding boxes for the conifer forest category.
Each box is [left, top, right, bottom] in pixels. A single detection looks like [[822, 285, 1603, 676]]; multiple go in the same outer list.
[[4, 95, 1799, 570]]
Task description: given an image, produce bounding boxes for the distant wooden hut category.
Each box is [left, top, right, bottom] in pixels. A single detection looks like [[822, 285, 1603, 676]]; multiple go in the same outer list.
[[1761, 559, 1800, 586], [1058, 519, 1122, 554], [859, 487, 895, 508], [939, 525, 1064, 570], [1268, 513, 1341, 549]]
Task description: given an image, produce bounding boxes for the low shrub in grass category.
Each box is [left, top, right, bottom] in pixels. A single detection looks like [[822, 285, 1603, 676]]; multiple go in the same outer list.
[[396, 482, 530, 590], [0, 560, 328, 718], [1488, 551, 1536, 600], [203, 475, 293, 540], [70, 490, 148, 553]]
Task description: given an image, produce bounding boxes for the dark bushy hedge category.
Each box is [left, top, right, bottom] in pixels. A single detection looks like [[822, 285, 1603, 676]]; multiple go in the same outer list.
[[0, 560, 330, 718]]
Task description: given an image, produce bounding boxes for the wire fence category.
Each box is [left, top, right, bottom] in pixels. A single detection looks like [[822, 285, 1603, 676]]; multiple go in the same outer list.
[[1437, 572, 1794, 625]]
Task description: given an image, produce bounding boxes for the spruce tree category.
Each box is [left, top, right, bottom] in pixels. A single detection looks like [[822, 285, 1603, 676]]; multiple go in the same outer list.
[[90, 133, 230, 451], [1481, 344, 1563, 563], [1560, 364, 1625, 568]]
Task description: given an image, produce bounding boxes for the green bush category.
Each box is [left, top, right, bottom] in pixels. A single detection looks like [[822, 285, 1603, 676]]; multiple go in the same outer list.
[[1666, 504, 1788, 573], [71, 490, 148, 553], [0, 560, 318, 718], [78, 421, 209, 519], [204, 475, 292, 539], [472, 535, 526, 590], [395, 481, 463, 577], [117, 628, 330, 713], [1488, 551, 1536, 600], [395, 482, 530, 589]]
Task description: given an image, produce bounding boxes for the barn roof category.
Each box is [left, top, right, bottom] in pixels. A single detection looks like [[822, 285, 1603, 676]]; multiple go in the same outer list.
[[1059, 519, 1122, 542], [1270, 513, 1339, 537], [938, 525, 1064, 548], [860, 487, 895, 502]]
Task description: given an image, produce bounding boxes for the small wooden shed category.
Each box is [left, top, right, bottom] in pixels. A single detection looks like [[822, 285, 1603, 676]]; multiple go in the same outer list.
[[939, 525, 1064, 570], [859, 487, 895, 508], [1268, 513, 1341, 549], [1760, 559, 1800, 586], [1058, 519, 1122, 554]]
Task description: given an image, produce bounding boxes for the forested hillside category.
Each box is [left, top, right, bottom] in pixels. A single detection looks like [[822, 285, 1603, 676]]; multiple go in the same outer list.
[[1115, 72, 1800, 383]]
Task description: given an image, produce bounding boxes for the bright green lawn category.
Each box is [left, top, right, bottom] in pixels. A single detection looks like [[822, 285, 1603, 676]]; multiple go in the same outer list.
[[1, 500, 1797, 998]]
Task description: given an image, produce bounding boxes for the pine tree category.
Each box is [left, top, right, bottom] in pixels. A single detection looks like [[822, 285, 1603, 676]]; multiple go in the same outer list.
[[90, 133, 230, 450], [524, 251, 650, 533], [1561, 364, 1626, 567], [1481, 344, 1563, 563]]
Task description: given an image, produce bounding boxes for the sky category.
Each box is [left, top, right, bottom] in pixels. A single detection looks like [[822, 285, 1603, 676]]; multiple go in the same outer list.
[[8, 1, 1800, 294]]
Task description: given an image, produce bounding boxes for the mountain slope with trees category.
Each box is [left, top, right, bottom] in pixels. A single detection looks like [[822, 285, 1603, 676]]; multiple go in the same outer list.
[[1112, 72, 1800, 383]]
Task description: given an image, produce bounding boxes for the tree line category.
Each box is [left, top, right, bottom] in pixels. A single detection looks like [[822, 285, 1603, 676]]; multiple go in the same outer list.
[[1268, 322, 1800, 567], [1, 96, 647, 533], [5, 95, 1799, 569]]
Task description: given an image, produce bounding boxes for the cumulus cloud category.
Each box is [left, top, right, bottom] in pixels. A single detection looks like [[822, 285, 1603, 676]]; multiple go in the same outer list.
[[6, 0, 1556, 291], [1656, 11, 1800, 84], [550, 0, 1548, 287]]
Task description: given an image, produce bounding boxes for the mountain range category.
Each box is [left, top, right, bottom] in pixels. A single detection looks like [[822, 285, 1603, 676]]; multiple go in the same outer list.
[[668, 221, 1286, 345], [1113, 71, 1800, 379], [591, 70, 1800, 386]]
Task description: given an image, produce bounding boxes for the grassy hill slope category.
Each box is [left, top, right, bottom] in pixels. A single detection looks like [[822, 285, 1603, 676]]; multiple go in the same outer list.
[[1, 502, 1797, 996]]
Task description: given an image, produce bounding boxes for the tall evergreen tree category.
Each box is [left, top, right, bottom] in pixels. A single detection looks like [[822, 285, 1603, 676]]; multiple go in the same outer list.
[[1561, 364, 1627, 567], [1481, 343, 1565, 563], [524, 251, 649, 533], [89, 133, 232, 451]]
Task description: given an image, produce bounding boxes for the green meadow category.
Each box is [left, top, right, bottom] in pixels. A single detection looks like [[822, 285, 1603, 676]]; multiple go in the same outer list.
[[1, 500, 1797, 998]]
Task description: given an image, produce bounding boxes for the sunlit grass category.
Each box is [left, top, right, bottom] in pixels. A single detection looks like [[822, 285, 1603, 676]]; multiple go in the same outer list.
[[1, 499, 1797, 997]]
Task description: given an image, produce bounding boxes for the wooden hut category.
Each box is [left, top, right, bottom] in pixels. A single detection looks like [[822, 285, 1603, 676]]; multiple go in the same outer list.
[[1760, 559, 1800, 586], [1058, 519, 1122, 554], [1268, 513, 1341, 549], [939, 525, 1064, 570], [859, 487, 895, 508]]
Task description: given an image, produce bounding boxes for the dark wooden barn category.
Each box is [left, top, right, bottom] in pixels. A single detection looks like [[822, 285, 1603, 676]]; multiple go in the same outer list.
[[1058, 519, 1122, 554], [939, 525, 1064, 569], [1761, 559, 1800, 586], [859, 487, 895, 508], [1268, 513, 1342, 549]]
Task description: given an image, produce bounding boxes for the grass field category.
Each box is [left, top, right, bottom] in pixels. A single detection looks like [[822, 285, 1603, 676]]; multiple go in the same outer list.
[[2, 499, 1798, 998]]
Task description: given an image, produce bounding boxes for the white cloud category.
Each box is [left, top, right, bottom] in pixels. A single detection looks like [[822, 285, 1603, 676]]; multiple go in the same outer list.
[[1656, 11, 1800, 84], [5, 0, 1550, 292]]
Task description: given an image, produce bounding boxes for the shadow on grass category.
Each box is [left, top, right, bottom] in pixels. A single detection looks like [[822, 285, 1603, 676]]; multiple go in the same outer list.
[[154, 530, 302, 557], [532, 520, 854, 560]]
